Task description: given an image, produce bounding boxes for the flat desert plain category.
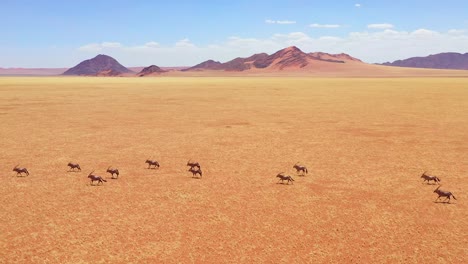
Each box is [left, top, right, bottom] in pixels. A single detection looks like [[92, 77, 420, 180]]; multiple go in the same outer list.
[[0, 77, 467, 263]]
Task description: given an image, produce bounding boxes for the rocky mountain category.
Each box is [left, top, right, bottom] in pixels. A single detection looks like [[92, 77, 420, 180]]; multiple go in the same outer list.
[[63, 54, 133, 76], [137, 65, 167, 76], [381, 52, 468, 70], [182, 60, 223, 71], [183, 46, 362, 71]]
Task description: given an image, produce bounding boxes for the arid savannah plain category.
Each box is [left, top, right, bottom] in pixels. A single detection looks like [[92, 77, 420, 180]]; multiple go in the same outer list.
[[0, 76, 467, 263]]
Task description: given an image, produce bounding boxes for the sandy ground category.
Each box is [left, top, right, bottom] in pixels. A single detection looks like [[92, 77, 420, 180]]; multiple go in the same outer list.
[[0, 77, 467, 263]]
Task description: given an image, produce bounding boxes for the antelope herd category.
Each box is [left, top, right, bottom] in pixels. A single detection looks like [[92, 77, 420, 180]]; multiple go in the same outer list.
[[420, 171, 458, 203], [6, 161, 459, 203]]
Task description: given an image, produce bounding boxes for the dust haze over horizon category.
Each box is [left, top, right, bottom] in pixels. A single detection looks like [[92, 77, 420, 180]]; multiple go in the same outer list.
[[1, 0, 468, 68]]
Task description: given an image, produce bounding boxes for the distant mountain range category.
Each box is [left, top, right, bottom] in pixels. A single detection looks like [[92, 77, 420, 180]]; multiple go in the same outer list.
[[1, 48, 467, 76], [56, 46, 364, 76], [183, 46, 362, 72], [381, 52, 468, 70]]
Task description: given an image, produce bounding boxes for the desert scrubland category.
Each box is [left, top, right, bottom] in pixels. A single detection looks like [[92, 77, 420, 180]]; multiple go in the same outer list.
[[0, 77, 467, 263]]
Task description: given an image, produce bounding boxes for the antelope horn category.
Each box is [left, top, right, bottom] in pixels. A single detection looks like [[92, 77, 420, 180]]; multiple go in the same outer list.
[[107, 166, 111, 170], [88, 170, 95, 176], [434, 185, 441, 191], [14, 164, 19, 169]]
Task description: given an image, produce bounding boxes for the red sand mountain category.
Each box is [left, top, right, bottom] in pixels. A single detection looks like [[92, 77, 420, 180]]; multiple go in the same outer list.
[[381, 52, 468, 70], [63, 54, 133, 76], [183, 46, 362, 72], [137, 65, 167, 76], [309, 52, 362, 63]]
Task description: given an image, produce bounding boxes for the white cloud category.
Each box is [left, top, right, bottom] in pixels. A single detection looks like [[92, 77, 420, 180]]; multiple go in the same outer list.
[[448, 29, 466, 35], [76, 29, 468, 66], [144, 41, 160, 48], [310, 23, 341, 28], [411, 28, 439, 37], [175, 38, 195, 48], [319, 36, 343, 41], [355, 3, 361, 8], [367, 23, 394, 29], [266, 19, 296, 24], [78, 42, 122, 51], [276, 20, 296, 24], [78, 43, 102, 52]]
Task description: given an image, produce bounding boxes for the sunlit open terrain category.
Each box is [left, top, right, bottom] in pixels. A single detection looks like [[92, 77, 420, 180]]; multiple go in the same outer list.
[[1, 77, 467, 263]]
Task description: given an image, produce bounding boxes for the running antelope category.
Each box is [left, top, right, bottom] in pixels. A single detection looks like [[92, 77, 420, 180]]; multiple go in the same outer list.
[[67, 162, 81, 172], [87, 171, 107, 185], [13, 165, 29, 176], [434, 186, 457, 203], [276, 172, 294, 184], [106, 166, 119, 179], [293, 162, 308, 175], [420, 171, 440, 184], [145, 159, 160, 169]]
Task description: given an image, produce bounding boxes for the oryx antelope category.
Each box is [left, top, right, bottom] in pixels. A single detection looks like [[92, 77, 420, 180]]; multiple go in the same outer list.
[[87, 171, 107, 185], [420, 171, 440, 184], [276, 172, 294, 184], [67, 162, 81, 172], [187, 159, 201, 169], [145, 159, 160, 169], [293, 162, 308, 175], [13, 165, 29, 176], [106, 166, 119, 179], [434, 185, 457, 203], [188, 167, 202, 178]]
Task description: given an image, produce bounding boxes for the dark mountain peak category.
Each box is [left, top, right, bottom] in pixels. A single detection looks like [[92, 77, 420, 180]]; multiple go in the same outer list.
[[282, 46, 302, 52], [95, 54, 112, 59], [63, 54, 132, 76], [182, 59, 223, 71], [138, 65, 166, 76]]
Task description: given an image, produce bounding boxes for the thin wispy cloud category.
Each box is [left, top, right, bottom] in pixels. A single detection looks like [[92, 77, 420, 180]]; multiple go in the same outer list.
[[368, 23, 394, 29], [175, 38, 195, 48], [265, 19, 296, 24], [277, 20, 296, 24], [310, 23, 341, 28], [78, 42, 122, 52], [144, 41, 160, 48], [355, 3, 361, 8]]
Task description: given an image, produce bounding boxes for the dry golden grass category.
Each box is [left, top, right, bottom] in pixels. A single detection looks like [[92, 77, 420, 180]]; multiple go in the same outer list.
[[0, 77, 467, 263]]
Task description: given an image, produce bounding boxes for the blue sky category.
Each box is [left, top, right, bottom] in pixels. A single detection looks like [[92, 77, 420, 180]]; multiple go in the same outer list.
[[1, 0, 468, 67]]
